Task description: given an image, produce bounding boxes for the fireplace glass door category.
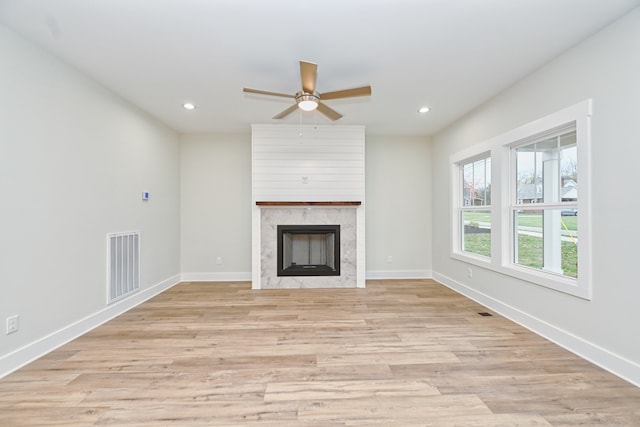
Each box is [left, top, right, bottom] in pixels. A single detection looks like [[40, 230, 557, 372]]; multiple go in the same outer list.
[[277, 225, 340, 276]]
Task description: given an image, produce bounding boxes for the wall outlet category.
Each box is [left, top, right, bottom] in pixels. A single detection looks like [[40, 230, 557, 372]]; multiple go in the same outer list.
[[6, 315, 19, 334], [216, 256, 222, 265], [386, 255, 393, 263], [467, 267, 473, 278]]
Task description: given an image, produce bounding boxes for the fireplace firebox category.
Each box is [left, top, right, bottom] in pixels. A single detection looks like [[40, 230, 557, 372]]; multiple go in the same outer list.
[[277, 225, 340, 276]]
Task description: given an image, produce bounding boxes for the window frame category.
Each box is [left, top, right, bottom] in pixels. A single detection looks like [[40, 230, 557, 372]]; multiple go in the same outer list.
[[458, 153, 492, 258], [450, 100, 592, 299], [509, 125, 578, 279]]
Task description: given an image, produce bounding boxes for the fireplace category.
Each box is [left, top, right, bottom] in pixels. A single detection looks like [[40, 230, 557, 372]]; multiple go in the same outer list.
[[256, 206, 359, 289], [251, 125, 365, 289], [277, 225, 340, 276]]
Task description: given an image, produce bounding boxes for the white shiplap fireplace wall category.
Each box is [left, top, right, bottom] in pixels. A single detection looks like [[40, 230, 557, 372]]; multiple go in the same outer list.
[[251, 124, 365, 289]]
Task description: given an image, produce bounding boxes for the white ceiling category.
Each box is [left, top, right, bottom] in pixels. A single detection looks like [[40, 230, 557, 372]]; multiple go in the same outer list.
[[1, 0, 639, 136]]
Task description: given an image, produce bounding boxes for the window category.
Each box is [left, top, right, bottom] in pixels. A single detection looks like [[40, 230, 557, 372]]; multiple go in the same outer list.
[[460, 156, 491, 257], [450, 100, 591, 299], [512, 128, 578, 279]]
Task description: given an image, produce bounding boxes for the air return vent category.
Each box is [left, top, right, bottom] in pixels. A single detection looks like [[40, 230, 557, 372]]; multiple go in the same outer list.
[[107, 231, 140, 304]]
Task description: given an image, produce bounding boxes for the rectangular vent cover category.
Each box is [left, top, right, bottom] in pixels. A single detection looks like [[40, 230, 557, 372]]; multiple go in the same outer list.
[[107, 231, 140, 304]]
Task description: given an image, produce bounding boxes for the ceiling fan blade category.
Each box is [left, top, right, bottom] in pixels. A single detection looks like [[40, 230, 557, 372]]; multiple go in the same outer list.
[[243, 87, 295, 98], [273, 104, 299, 119], [300, 61, 318, 94], [316, 102, 343, 121], [320, 85, 372, 100]]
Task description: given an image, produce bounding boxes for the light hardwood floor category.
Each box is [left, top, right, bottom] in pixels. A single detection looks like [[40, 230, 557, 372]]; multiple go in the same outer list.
[[1, 279, 639, 426]]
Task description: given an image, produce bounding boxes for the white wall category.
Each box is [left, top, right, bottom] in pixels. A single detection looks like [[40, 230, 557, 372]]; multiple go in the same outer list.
[[430, 8, 640, 384], [180, 132, 433, 280], [366, 135, 432, 277], [0, 26, 181, 372], [180, 133, 252, 279]]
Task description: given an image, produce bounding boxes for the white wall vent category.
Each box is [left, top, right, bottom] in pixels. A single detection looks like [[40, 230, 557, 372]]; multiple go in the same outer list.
[[107, 231, 140, 304]]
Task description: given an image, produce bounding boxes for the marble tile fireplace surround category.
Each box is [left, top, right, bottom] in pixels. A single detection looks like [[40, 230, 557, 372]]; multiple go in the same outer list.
[[251, 124, 366, 289], [254, 202, 363, 289]]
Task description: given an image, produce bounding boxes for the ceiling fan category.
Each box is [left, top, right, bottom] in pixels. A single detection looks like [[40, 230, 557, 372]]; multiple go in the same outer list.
[[243, 60, 371, 121]]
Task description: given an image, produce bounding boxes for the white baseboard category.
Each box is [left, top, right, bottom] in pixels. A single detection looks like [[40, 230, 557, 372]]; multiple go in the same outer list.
[[432, 271, 640, 387], [0, 274, 181, 380], [182, 271, 433, 283], [366, 270, 433, 280], [181, 272, 252, 282]]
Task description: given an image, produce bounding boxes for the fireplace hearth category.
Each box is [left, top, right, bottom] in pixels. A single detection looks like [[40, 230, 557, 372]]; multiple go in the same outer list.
[[277, 225, 340, 276]]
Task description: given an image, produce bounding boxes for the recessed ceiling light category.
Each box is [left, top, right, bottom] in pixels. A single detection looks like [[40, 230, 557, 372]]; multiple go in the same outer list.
[[418, 106, 431, 113], [183, 103, 196, 110]]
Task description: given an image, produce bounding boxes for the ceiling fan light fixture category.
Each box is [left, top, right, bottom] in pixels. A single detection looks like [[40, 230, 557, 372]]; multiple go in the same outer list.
[[244, 61, 371, 121], [296, 93, 319, 111]]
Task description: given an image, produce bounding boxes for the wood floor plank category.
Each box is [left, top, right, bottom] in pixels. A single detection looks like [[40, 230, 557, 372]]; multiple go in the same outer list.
[[264, 379, 440, 401], [296, 394, 493, 421], [1, 279, 639, 426]]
